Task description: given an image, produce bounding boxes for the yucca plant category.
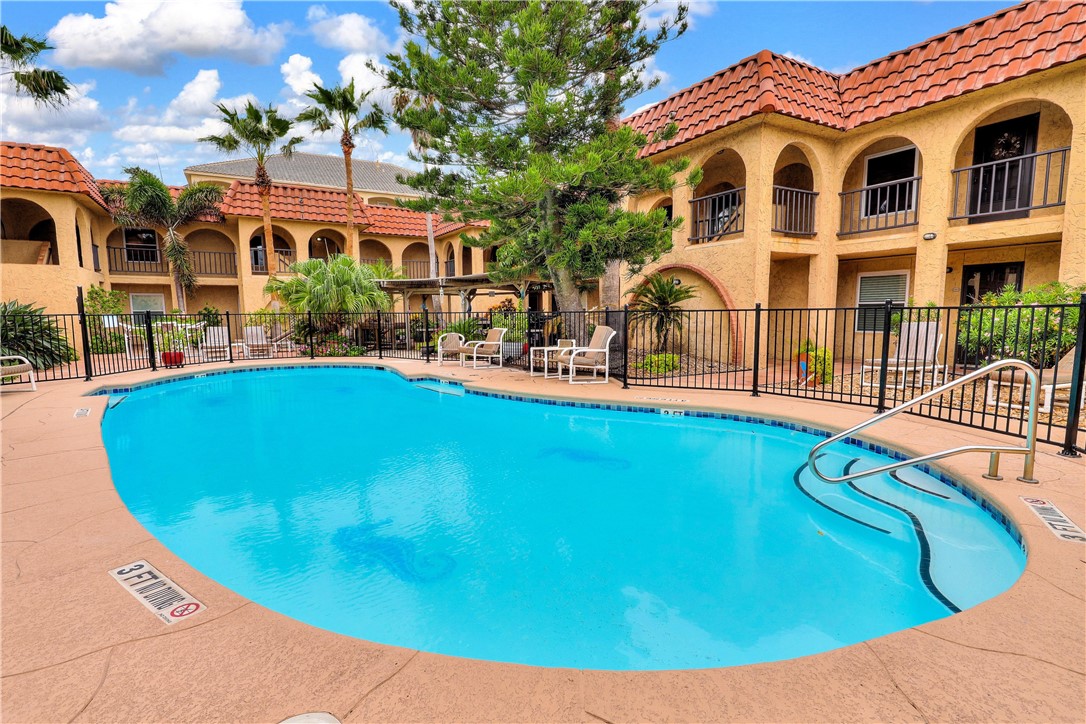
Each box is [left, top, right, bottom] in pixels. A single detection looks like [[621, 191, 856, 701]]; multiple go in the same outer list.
[[0, 301, 77, 368], [628, 273, 698, 352]]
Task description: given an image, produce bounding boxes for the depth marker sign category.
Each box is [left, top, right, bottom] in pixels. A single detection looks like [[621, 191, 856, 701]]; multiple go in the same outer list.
[[1019, 498, 1086, 542], [108, 560, 206, 624]]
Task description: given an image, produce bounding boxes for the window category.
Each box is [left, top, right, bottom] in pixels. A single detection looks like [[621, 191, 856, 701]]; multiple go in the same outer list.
[[130, 293, 166, 314], [863, 147, 917, 217], [124, 228, 158, 262], [855, 271, 909, 332]]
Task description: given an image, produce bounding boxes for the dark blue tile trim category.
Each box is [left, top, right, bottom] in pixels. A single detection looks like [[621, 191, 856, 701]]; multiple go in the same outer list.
[[86, 364, 1025, 553]]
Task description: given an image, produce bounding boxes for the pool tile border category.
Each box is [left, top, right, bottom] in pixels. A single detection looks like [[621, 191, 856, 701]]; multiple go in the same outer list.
[[88, 362, 1025, 552]]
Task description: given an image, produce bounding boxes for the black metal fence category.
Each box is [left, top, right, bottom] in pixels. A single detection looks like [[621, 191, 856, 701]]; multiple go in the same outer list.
[[4, 294, 1083, 455]]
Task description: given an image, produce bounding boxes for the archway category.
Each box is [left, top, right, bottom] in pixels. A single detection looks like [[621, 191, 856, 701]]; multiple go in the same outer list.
[[691, 148, 746, 242], [309, 229, 345, 260], [358, 238, 393, 267], [249, 226, 296, 274], [0, 198, 58, 265], [186, 228, 237, 276], [840, 136, 922, 235], [401, 241, 430, 278], [772, 144, 817, 236]]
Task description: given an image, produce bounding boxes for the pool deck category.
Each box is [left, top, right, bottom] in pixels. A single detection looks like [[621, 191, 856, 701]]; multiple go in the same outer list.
[[2, 358, 1083, 723]]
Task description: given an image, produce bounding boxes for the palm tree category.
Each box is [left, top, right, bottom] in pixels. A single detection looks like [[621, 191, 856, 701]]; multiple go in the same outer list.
[[264, 254, 390, 319], [1, 25, 70, 106], [392, 90, 442, 312], [296, 81, 386, 257], [101, 167, 224, 312], [199, 102, 302, 275], [629, 272, 698, 352]]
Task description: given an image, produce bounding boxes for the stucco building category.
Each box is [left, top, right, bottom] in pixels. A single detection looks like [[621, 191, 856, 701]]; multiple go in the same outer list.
[[623, 0, 1084, 317]]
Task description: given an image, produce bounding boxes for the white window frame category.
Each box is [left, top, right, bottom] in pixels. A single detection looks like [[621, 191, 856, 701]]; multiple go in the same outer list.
[[861, 145, 919, 219], [130, 293, 166, 314], [855, 269, 910, 333]]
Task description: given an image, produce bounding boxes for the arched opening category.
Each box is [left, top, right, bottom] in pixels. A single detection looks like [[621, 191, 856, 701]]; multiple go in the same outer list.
[[0, 198, 59, 265], [772, 145, 817, 236], [249, 226, 295, 274], [840, 136, 922, 235], [105, 226, 163, 274], [461, 245, 474, 275], [308, 229, 345, 260], [950, 99, 1073, 224], [402, 241, 431, 279], [186, 228, 237, 276], [650, 196, 674, 223], [443, 243, 456, 277], [358, 238, 393, 267], [367, 196, 396, 207], [690, 148, 746, 242]]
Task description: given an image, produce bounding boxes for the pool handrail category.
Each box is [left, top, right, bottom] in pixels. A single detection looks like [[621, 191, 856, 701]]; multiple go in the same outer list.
[[808, 358, 1039, 485]]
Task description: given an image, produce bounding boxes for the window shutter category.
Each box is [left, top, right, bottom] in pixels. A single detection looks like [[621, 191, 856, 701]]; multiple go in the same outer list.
[[856, 273, 908, 331]]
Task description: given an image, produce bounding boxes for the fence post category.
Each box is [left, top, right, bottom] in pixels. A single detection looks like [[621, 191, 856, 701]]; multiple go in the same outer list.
[[376, 309, 383, 359], [423, 307, 431, 363], [875, 298, 894, 413], [144, 311, 157, 371], [1059, 293, 1086, 457], [621, 304, 630, 389], [225, 311, 234, 363], [751, 303, 761, 397], [76, 286, 94, 381], [307, 311, 315, 359]]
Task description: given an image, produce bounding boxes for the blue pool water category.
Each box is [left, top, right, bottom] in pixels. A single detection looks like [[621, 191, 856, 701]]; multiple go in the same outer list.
[[100, 367, 1025, 670]]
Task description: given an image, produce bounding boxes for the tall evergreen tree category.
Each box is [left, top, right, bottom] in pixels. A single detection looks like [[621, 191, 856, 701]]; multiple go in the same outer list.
[[383, 0, 698, 311]]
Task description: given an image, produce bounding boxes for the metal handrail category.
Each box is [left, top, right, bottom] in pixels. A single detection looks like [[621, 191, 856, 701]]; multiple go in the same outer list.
[[808, 358, 1039, 485]]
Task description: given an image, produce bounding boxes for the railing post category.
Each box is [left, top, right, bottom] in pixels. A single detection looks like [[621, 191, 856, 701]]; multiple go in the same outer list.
[[376, 309, 383, 359], [621, 304, 630, 389], [76, 286, 94, 381], [144, 311, 157, 371], [225, 311, 234, 363], [423, 307, 431, 363], [751, 303, 762, 396], [875, 299, 894, 413], [308, 311, 315, 359], [1059, 293, 1086, 457]]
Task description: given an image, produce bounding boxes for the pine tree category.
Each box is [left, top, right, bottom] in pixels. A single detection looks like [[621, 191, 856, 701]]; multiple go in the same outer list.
[[383, 0, 699, 311]]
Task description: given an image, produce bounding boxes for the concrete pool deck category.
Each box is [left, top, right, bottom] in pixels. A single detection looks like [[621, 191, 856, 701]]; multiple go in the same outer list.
[[1, 358, 1083, 723]]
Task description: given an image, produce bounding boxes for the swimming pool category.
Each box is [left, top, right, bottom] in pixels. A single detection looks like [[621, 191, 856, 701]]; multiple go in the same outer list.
[[100, 366, 1025, 671]]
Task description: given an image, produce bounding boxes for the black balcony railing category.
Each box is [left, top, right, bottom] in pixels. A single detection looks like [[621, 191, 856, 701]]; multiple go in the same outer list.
[[772, 186, 818, 236], [403, 260, 431, 279], [950, 147, 1070, 222], [191, 250, 237, 276], [839, 176, 920, 236], [108, 246, 167, 274], [251, 249, 294, 274], [444, 259, 456, 277], [689, 187, 745, 243]]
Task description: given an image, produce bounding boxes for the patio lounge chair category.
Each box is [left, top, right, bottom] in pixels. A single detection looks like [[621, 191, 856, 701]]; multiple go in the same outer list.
[[435, 332, 465, 366], [555, 325, 617, 384], [271, 328, 296, 356], [1, 356, 37, 391], [241, 326, 275, 359], [455, 327, 507, 368], [986, 346, 1082, 414], [200, 326, 231, 361], [860, 321, 945, 389]]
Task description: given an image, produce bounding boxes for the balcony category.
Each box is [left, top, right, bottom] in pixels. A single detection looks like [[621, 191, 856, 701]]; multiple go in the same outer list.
[[403, 260, 431, 279], [838, 176, 920, 236], [251, 249, 294, 274], [191, 250, 238, 276], [689, 187, 745, 243], [108, 247, 239, 276], [949, 147, 1070, 222], [772, 186, 817, 236]]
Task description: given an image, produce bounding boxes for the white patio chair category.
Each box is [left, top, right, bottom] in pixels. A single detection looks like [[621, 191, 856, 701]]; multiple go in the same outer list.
[[455, 327, 507, 368], [436, 332, 465, 366], [555, 325, 617, 384], [0, 355, 37, 391], [200, 326, 231, 361], [241, 326, 275, 359], [860, 321, 945, 389]]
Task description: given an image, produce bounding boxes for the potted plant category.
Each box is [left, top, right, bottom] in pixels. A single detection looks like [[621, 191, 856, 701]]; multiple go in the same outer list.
[[155, 325, 190, 368], [795, 338, 833, 387]]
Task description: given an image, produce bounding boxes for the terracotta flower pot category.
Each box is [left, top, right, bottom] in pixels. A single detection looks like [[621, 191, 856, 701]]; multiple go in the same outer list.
[[795, 353, 818, 387], [161, 351, 185, 368]]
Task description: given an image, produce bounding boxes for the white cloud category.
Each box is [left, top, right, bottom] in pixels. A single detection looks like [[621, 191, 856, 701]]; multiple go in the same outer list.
[[642, 1, 716, 31], [48, 0, 288, 75], [279, 53, 323, 115], [0, 78, 109, 148], [306, 5, 395, 55], [637, 57, 669, 88], [338, 53, 396, 111], [782, 51, 818, 68]]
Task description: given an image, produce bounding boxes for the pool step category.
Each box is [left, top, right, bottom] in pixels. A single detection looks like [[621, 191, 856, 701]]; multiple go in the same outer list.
[[413, 381, 465, 397]]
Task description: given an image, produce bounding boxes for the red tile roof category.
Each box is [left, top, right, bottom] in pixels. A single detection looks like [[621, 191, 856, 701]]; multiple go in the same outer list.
[[0, 141, 107, 208], [356, 203, 478, 238], [220, 181, 370, 226], [627, 0, 1086, 155]]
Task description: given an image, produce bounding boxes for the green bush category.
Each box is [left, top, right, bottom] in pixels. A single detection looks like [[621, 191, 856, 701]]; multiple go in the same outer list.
[[0, 301, 78, 369], [956, 282, 1083, 368], [197, 304, 222, 327], [90, 331, 125, 354], [84, 286, 128, 315], [890, 299, 939, 335], [796, 338, 833, 384], [636, 353, 680, 374]]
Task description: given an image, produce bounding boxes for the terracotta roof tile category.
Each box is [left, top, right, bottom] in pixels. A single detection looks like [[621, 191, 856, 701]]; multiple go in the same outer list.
[[358, 203, 477, 238], [626, 0, 1086, 156], [0, 141, 107, 208], [220, 181, 370, 226]]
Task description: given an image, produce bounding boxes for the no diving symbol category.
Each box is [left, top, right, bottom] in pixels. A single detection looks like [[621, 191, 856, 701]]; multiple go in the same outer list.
[[170, 602, 200, 618]]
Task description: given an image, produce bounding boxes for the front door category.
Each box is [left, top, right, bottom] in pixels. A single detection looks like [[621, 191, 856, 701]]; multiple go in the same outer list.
[[960, 262, 1024, 305], [968, 113, 1038, 222]]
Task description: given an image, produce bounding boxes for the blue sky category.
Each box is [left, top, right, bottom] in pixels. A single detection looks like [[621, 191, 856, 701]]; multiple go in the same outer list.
[[0, 0, 1012, 185]]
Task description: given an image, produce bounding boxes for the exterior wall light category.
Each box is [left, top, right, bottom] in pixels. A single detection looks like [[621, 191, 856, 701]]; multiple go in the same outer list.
[[923, 232, 938, 240]]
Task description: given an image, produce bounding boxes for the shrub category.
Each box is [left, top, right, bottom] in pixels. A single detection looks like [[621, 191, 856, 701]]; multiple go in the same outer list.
[[956, 282, 1084, 368], [890, 299, 939, 335], [0, 301, 78, 369], [196, 304, 222, 327], [796, 338, 833, 384], [489, 298, 516, 313], [84, 286, 127, 315], [636, 353, 680, 374]]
